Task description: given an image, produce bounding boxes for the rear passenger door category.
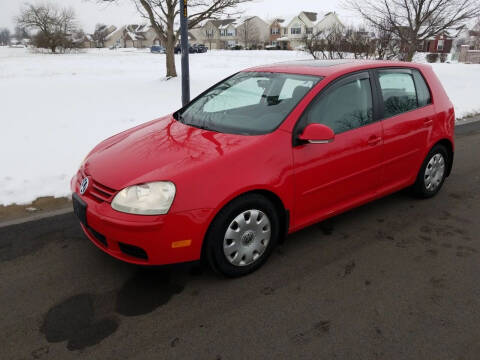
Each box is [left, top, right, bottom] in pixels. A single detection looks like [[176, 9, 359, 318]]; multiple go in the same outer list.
[[374, 68, 434, 193]]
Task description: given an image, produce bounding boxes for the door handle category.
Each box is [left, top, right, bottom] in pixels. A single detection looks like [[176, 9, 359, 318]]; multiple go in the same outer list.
[[367, 135, 381, 146]]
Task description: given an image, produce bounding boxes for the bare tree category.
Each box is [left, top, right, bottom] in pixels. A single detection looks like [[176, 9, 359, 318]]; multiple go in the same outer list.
[[0, 28, 10, 46], [92, 23, 110, 47], [303, 27, 344, 60], [16, 3, 78, 53], [100, 0, 251, 77], [346, 0, 480, 61], [14, 26, 30, 41], [470, 18, 480, 50], [372, 21, 400, 60], [303, 30, 326, 59]]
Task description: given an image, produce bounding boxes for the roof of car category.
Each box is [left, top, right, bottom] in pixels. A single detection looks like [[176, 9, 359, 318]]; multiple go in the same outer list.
[[244, 59, 430, 77]]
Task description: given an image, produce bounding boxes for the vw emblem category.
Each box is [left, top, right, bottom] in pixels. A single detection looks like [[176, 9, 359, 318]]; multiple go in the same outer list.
[[80, 177, 89, 195]]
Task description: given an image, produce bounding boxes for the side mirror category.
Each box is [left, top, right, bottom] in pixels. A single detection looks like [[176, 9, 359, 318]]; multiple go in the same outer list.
[[298, 123, 335, 144]]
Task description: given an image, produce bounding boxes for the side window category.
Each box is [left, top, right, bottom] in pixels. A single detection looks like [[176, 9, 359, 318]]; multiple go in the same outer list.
[[304, 76, 374, 134], [412, 70, 432, 107], [378, 70, 418, 118]]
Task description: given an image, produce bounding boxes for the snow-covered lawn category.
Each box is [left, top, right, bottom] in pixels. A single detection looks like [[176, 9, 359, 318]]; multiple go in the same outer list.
[[1, 47, 479, 206]]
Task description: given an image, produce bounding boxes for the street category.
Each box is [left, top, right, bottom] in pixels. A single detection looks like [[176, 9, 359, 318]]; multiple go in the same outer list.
[[1, 122, 479, 360]]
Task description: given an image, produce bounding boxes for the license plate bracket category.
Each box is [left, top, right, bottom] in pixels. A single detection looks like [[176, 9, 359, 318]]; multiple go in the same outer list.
[[72, 193, 87, 226]]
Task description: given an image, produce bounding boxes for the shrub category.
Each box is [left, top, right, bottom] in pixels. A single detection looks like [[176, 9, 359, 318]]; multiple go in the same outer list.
[[440, 53, 448, 63], [426, 53, 439, 63]]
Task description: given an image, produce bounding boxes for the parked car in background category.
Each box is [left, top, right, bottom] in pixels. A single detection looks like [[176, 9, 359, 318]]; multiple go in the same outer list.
[[150, 45, 166, 54], [174, 45, 196, 54], [228, 44, 243, 50], [265, 44, 281, 50], [72, 60, 455, 277], [192, 44, 208, 53]]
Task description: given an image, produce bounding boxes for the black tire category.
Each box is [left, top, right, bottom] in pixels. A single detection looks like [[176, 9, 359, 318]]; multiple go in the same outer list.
[[412, 144, 449, 198], [204, 194, 280, 277]]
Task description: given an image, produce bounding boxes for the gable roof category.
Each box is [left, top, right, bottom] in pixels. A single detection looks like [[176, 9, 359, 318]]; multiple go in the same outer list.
[[267, 18, 285, 25], [302, 12, 317, 22], [209, 19, 237, 29], [284, 11, 317, 28]]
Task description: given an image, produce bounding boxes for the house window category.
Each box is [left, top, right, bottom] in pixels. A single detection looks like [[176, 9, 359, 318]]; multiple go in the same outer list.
[[291, 27, 302, 35], [437, 39, 444, 51], [284, 28, 288, 35], [306, 27, 313, 34], [206, 30, 214, 38], [271, 28, 280, 35]]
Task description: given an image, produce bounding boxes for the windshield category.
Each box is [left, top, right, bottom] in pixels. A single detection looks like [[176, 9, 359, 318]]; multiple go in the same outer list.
[[176, 72, 322, 135]]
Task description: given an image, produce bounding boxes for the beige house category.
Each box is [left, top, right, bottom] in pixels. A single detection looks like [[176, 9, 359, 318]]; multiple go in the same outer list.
[[314, 12, 344, 33], [284, 11, 318, 49]]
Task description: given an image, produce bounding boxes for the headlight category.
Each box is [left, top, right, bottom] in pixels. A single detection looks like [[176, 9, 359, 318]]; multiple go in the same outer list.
[[111, 181, 176, 215]]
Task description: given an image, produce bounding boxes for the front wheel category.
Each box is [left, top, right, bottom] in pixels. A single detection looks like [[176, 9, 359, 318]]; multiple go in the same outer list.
[[412, 144, 449, 198], [204, 194, 280, 277]]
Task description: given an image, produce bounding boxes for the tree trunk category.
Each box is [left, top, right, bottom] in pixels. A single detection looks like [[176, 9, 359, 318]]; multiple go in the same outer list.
[[165, 20, 177, 78], [404, 37, 417, 62], [405, 45, 416, 62]]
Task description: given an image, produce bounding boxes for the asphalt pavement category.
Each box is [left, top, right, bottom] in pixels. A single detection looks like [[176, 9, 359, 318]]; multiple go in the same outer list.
[[1, 122, 480, 360]]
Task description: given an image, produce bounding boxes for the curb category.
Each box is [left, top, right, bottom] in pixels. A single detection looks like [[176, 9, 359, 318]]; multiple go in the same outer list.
[[0, 207, 73, 228]]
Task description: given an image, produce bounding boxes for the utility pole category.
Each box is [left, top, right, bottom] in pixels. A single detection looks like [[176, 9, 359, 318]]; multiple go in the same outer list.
[[180, 0, 190, 106]]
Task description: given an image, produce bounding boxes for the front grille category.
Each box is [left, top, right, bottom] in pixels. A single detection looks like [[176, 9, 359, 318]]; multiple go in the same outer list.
[[87, 226, 107, 247], [118, 242, 148, 260], [89, 180, 116, 203], [77, 170, 117, 203]]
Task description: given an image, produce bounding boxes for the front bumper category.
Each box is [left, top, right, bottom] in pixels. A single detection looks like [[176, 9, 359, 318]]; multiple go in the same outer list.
[[71, 173, 212, 265]]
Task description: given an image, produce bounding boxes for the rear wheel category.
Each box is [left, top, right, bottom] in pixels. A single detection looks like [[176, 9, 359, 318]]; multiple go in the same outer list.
[[205, 194, 280, 277], [412, 144, 448, 198]]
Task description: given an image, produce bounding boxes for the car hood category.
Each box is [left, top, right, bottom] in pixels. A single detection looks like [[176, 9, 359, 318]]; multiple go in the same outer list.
[[83, 115, 261, 190]]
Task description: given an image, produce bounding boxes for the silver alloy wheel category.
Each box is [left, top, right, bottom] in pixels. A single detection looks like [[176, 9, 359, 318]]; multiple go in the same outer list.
[[424, 153, 446, 192], [223, 209, 271, 267]]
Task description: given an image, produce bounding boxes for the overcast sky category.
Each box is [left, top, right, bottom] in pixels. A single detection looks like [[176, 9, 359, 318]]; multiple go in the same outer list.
[[0, 0, 359, 33]]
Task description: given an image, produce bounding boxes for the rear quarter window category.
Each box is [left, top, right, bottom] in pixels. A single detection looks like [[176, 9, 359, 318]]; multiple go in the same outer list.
[[412, 70, 432, 107]]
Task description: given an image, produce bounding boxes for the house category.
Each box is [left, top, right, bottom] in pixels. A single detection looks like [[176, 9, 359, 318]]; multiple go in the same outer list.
[[458, 22, 480, 63], [200, 19, 237, 49], [235, 16, 270, 49], [314, 12, 344, 33], [273, 11, 344, 50], [92, 25, 117, 47], [104, 25, 161, 48], [79, 34, 95, 48], [417, 32, 455, 53], [267, 18, 287, 48], [466, 21, 480, 50], [283, 11, 318, 49]]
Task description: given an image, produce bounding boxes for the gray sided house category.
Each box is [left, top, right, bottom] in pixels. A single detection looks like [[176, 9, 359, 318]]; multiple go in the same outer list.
[[200, 19, 237, 50], [105, 25, 161, 49], [235, 16, 270, 49]]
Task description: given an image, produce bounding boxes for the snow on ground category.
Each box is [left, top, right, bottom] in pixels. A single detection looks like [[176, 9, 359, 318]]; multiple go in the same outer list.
[[0, 47, 479, 206]]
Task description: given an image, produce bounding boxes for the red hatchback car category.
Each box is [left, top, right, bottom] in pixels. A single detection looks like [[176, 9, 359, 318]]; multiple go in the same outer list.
[[71, 60, 455, 277]]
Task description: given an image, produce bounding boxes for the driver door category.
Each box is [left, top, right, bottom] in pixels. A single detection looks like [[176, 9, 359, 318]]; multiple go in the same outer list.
[[292, 71, 384, 229]]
